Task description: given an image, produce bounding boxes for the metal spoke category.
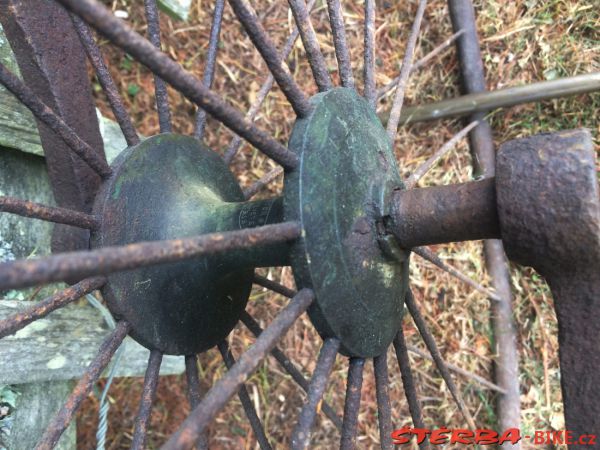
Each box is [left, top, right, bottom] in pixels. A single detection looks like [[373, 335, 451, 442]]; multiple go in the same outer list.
[[0, 276, 106, 339], [195, 0, 225, 140], [144, 0, 172, 133], [35, 321, 130, 450], [404, 120, 478, 189], [0, 222, 301, 291], [228, 0, 311, 117], [291, 337, 340, 450], [287, 0, 333, 91], [326, 0, 354, 88], [404, 289, 477, 430], [0, 196, 99, 229], [71, 15, 140, 147], [57, 0, 299, 170], [184, 355, 209, 450], [253, 274, 297, 298], [413, 246, 501, 302], [0, 61, 111, 178], [340, 357, 364, 450], [243, 167, 284, 200], [131, 350, 163, 450], [376, 30, 464, 100], [363, 0, 376, 107], [385, 0, 428, 141], [373, 353, 393, 450], [162, 289, 314, 450], [393, 326, 430, 450], [217, 341, 272, 450], [240, 312, 343, 430]]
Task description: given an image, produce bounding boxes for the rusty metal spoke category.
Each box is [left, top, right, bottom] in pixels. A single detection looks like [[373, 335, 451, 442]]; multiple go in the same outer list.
[[35, 321, 130, 450], [0, 222, 301, 291], [57, 0, 299, 169], [0, 61, 111, 178], [287, 0, 333, 91], [340, 357, 364, 450], [291, 337, 340, 450], [162, 289, 314, 450], [217, 341, 272, 450], [385, 0, 428, 141], [195, 0, 225, 140], [243, 167, 284, 200], [71, 15, 140, 147], [240, 312, 343, 430], [0, 277, 106, 339], [0, 196, 99, 230], [228, 0, 311, 117], [253, 274, 297, 298], [326, 0, 354, 88], [373, 353, 393, 450], [404, 289, 477, 430], [184, 355, 209, 449], [131, 350, 163, 450], [363, 0, 376, 107]]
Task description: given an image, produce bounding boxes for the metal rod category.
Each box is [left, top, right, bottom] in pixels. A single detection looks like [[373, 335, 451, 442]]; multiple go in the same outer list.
[[223, 0, 316, 164], [0, 196, 99, 230], [184, 355, 209, 450], [131, 349, 163, 450], [413, 246, 501, 302], [239, 312, 343, 430], [243, 167, 284, 200], [35, 321, 130, 450], [448, 0, 521, 441], [393, 327, 430, 450], [376, 30, 464, 100], [397, 72, 600, 125], [363, 0, 376, 107], [287, 0, 333, 91], [386, 0, 428, 140], [144, 0, 172, 133], [253, 274, 297, 298], [373, 353, 394, 450], [57, 0, 299, 170], [0, 61, 111, 178], [404, 289, 477, 430], [340, 358, 365, 450], [195, 0, 225, 140], [326, 0, 354, 88], [162, 289, 314, 450], [217, 341, 272, 450], [291, 337, 340, 450], [0, 222, 301, 291], [71, 15, 140, 147], [404, 120, 478, 189], [228, 0, 311, 117], [0, 276, 106, 339]]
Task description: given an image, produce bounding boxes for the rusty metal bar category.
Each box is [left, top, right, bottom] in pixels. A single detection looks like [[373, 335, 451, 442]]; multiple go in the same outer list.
[[131, 350, 163, 450], [0, 222, 301, 291], [363, 0, 376, 107], [195, 0, 225, 139], [326, 0, 354, 88], [0, 61, 111, 178], [373, 353, 393, 450], [253, 274, 297, 298], [240, 312, 343, 430], [217, 341, 272, 450], [0, 277, 106, 339], [291, 337, 340, 450], [57, 0, 299, 170], [448, 0, 521, 440], [385, 0, 427, 140], [184, 355, 209, 449], [35, 321, 130, 450], [162, 289, 314, 450], [71, 15, 140, 147], [340, 357, 364, 450], [287, 0, 333, 91], [228, 0, 311, 117], [0, 196, 99, 230], [243, 167, 283, 200]]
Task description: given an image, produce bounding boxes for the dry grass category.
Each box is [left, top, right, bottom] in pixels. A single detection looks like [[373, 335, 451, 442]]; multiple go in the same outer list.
[[77, 0, 599, 448]]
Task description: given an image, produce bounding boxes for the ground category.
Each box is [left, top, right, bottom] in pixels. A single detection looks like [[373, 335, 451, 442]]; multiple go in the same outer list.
[[75, 0, 599, 448]]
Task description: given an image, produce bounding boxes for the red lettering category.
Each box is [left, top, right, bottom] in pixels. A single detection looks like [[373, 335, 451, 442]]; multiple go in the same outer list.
[[588, 434, 597, 445], [390, 427, 411, 445], [549, 431, 564, 445], [429, 428, 450, 445], [533, 431, 546, 444], [498, 428, 521, 445], [451, 429, 474, 444], [411, 428, 430, 444], [475, 429, 499, 445], [564, 430, 573, 445]]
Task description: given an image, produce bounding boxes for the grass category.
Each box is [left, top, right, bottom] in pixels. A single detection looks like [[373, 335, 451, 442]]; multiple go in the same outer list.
[[76, 0, 598, 448]]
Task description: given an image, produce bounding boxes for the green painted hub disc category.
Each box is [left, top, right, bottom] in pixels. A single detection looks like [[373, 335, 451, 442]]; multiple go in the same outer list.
[[285, 88, 409, 358]]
